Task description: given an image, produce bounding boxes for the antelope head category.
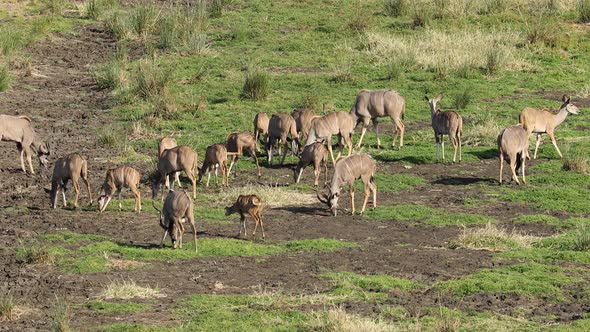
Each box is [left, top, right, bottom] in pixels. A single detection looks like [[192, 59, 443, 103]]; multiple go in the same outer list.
[[316, 184, 340, 216], [36, 142, 50, 168], [425, 93, 443, 114], [561, 95, 580, 115], [150, 170, 163, 200]]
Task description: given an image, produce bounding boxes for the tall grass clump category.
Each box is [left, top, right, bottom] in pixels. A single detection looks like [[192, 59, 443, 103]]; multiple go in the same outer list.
[[451, 223, 539, 251], [242, 67, 271, 101], [573, 229, 590, 251], [0, 65, 11, 92], [0, 294, 16, 321], [385, 53, 414, 80], [156, 4, 208, 53], [103, 10, 131, 40], [563, 146, 590, 174], [464, 112, 501, 147], [208, 0, 225, 18], [384, 0, 409, 17], [50, 298, 71, 332], [131, 1, 161, 38], [100, 279, 165, 300], [132, 59, 172, 101], [411, 8, 432, 28], [485, 48, 505, 75], [578, 0, 590, 22], [41, 0, 67, 16], [0, 26, 27, 57], [92, 61, 127, 90], [451, 89, 472, 110], [85, 0, 121, 20]]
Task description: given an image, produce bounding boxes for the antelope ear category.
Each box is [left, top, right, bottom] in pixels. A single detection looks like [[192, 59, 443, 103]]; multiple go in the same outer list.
[[424, 95, 429, 102], [435, 93, 443, 101], [44, 188, 51, 194], [562, 94, 570, 103]]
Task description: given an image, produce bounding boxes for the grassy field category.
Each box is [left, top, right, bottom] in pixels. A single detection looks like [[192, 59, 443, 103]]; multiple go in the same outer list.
[[1, 0, 590, 331]]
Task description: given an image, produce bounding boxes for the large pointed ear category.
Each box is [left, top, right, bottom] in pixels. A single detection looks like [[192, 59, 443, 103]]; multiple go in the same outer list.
[[435, 93, 443, 102], [44, 187, 51, 194], [424, 95, 430, 102], [562, 94, 570, 104]]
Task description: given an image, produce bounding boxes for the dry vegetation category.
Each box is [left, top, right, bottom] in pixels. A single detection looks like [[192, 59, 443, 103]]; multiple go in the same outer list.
[[453, 223, 540, 251], [212, 184, 317, 208], [99, 279, 165, 300]]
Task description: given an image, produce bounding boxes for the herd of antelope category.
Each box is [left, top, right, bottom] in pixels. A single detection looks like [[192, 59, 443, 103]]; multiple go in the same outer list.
[[0, 90, 581, 252]]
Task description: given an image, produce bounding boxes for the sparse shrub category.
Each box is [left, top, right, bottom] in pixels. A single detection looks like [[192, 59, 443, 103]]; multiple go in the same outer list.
[[230, 21, 248, 41], [485, 48, 504, 75], [92, 61, 127, 90], [131, 1, 161, 38], [451, 89, 471, 110], [385, 54, 414, 80], [346, 6, 371, 33], [103, 10, 131, 40], [183, 33, 209, 55], [411, 8, 431, 28], [157, 14, 178, 50], [296, 92, 321, 110], [50, 298, 71, 332], [384, 0, 408, 17], [0, 26, 26, 57], [435, 61, 449, 80], [562, 146, 589, 174], [242, 67, 271, 100], [573, 229, 590, 251], [525, 18, 558, 47], [455, 60, 477, 79], [0, 294, 16, 321], [464, 112, 501, 147], [579, 0, 590, 23], [331, 62, 353, 83], [150, 95, 178, 119], [0, 65, 11, 92], [98, 127, 122, 148], [132, 59, 172, 101], [451, 223, 538, 251]]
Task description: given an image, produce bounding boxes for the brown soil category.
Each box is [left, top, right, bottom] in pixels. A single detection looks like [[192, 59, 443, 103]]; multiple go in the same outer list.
[[0, 23, 585, 331]]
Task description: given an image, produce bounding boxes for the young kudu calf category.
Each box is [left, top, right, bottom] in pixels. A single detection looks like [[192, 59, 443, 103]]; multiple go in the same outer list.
[[498, 125, 530, 185], [0, 115, 50, 174], [225, 194, 265, 240], [350, 90, 406, 150], [158, 137, 181, 188], [294, 142, 328, 186], [226, 132, 261, 177], [98, 166, 141, 213], [266, 113, 300, 166], [519, 95, 580, 159], [425, 94, 463, 163], [153, 190, 197, 253], [48, 153, 92, 209], [152, 145, 198, 200], [198, 144, 228, 187], [305, 112, 355, 166], [317, 153, 377, 216]]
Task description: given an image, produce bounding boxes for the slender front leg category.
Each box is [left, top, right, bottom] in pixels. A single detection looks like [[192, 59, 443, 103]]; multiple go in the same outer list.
[[373, 119, 381, 148], [160, 230, 168, 247], [510, 159, 520, 185], [349, 186, 355, 215], [533, 133, 542, 159], [499, 153, 504, 184], [25, 148, 35, 175], [19, 147, 26, 174], [61, 187, 67, 207], [361, 185, 370, 214], [548, 131, 563, 158], [355, 125, 367, 149], [118, 189, 122, 211], [441, 135, 445, 161], [521, 154, 526, 185]]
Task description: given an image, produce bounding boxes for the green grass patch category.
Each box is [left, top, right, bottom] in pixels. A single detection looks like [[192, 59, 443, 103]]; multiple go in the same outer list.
[[322, 272, 423, 302], [365, 204, 494, 226], [86, 300, 149, 314], [58, 255, 109, 273], [435, 263, 582, 302], [495, 248, 590, 265], [370, 173, 425, 192], [282, 238, 358, 252], [39, 232, 106, 244], [99, 324, 168, 332]]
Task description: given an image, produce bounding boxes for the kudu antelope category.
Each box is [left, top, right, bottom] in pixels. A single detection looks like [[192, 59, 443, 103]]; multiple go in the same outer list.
[[47, 153, 92, 209], [425, 94, 463, 162], [253, 112, 269, 148], [350, 89, 406, 150], [225, 194, 265, 240], [498, 125, 530, 185], [152, 145, 198, 200], [98, 166, 141, 213], [198, 144, 228, 187], [305, 111, 355, 166], [519, 95, 580, 159], [226, 132, 261, 177], [152, 190, 197, 253], [294, 142, 328, 186], [317, 153, 377, 216], [266, 113, 300, 166], [0, 114, 50, 174], [158, 137, 181, 188], [291, 108, 317, 143]]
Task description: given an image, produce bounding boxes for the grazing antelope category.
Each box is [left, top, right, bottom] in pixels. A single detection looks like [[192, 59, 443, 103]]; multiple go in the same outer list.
[[519, 95, 580, 159], [225, 195, 265, 240], [158, 137, 181, 188], [291, 108, 317, 143], [498, 125, 530, 185], [226, 132, 261, 177], [98, 166, 141, 213], [152, 190, 197, 253], [152, 145, 198, 200], [253, 112, 269, 147], [47, 153, 92, 209], [198, 144, 228, 187], [350, 89, 406, 150], [305, 111, 355, 166], [266, 113, 300, 166], [0, 114, 50, 174], [425, 94, 463, 163], [317, 153, 377, 216], [294, 142, 328, 186]]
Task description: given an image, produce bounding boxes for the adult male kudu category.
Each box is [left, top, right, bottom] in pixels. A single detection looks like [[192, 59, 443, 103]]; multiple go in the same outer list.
[[519, 95, 580, 159], [0, 115, 50, 174], [350, 89, 406, 150], [317, 153, 377, 216], [425, 94, 463, 163]]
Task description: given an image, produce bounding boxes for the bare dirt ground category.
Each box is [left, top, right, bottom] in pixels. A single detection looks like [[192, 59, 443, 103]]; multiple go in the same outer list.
[[0, 25, 585, 331]]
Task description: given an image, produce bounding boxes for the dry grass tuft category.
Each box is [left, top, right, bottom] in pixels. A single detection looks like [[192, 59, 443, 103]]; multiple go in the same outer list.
[[453, 223, 540, 251], [562, 146, 590, 174], [213, 184, 317, 208], [310, 307, 395, 332], [464, 113, 501, 147], [99, 279, 165, 300]]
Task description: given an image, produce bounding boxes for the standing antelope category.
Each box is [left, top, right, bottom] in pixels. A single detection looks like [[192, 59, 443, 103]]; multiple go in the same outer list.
[[291, 108, 317, 143], [425, 94, 463, 163], [253, 112, 269, 147], [226, 132, 261, 177], [305, 111, 355, 166], [498, 125, 530, 185], [294, 142, 328, 186], [317, 153, 377, 216], [98, 166, 141, 213], [0, 114, 50, 174], [266, 113, 300, 166], [158, 137, 181, 188], [519, 95, 580, 159], [198, 144, 228, 187], [152, 190, 197, 253], [47, 153, 92, 209], [350, 89, 406, 150], [152, 145, 198, 200], [225, 194, 265, 240]]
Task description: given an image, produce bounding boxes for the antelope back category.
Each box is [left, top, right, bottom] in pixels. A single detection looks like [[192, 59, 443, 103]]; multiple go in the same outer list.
[[159, 137, 178, 157]]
